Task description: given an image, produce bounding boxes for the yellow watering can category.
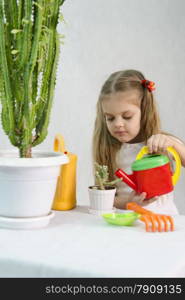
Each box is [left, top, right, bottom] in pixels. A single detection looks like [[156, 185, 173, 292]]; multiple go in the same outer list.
[[52, 134, 77, 210]]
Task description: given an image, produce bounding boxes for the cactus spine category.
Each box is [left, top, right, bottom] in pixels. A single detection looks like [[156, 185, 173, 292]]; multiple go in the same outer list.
[[0, 0, 66, 157]]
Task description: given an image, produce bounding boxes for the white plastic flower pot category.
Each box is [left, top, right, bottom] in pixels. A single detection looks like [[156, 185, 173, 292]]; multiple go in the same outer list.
[[88, 186, 116, 215], [0, 150, 68, 229]]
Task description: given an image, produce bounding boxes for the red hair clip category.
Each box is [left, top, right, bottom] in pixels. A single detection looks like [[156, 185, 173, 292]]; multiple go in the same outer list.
[[141, 80, 155, 92]]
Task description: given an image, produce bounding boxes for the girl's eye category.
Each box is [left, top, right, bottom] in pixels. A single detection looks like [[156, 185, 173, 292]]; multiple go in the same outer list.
[[105, 115, 133, 121], [106, 117, 114, 121], [123, 116, 132, 120]]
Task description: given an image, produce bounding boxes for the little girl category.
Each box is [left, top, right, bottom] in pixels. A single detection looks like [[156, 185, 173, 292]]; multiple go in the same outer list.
[[92, 69, 185, 215]]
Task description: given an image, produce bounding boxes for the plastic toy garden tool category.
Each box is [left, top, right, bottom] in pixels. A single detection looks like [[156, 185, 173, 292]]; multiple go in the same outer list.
[[115, 146, 181, 199], [52, 134, 77, 210], [126, 202, 174, 232]]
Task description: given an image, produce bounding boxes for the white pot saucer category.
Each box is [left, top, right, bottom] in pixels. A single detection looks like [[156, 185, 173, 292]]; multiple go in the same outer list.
[[88, 207, 116, 216], [0, 211, 55, 230]]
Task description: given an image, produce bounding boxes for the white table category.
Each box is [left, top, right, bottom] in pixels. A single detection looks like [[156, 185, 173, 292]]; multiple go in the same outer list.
[[0, 205, 185, 278]]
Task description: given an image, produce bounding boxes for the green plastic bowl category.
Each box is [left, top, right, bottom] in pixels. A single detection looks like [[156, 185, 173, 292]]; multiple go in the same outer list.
[[102, 212, 140, 226]]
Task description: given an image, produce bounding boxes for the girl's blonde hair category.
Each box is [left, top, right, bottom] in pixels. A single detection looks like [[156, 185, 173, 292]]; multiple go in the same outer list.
[[92, 69, 161, 181]]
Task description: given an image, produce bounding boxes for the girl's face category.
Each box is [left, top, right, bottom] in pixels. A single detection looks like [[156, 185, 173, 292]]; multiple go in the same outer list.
[[102, 91, 141, 143]]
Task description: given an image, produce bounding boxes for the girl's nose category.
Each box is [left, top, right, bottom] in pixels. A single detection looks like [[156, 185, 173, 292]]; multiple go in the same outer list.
[[114, 117, 124, 128]]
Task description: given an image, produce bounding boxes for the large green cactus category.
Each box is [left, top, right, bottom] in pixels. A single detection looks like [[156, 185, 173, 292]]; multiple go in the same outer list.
[[0, 0, 66, 157]]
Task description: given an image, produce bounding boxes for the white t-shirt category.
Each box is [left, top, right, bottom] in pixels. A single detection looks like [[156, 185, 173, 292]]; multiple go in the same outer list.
[[116, 142, 179, 215]]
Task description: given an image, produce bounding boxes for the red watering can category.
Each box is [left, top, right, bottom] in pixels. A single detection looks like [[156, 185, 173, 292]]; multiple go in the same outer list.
[[115, 146, 181, 199]]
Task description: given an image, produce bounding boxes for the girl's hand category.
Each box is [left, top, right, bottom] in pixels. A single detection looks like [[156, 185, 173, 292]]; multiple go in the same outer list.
[[114, 191, 158, 209], [147, 134, 175, 153], [128, 191, 159, 207]]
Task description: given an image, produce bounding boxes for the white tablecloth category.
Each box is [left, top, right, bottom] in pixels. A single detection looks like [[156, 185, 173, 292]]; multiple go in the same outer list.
[[0, 205, 185, 278]]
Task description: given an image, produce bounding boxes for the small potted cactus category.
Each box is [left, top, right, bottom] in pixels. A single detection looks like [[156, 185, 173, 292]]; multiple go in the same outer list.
[[88, 163, 121, 215], [0, 0, 68, 229]]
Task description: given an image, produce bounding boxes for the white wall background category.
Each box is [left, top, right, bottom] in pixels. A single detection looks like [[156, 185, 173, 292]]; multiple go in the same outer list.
[[1, 0, 185, 212]]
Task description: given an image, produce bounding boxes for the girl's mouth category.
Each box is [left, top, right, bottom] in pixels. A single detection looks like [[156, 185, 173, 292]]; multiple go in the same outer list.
[[114, 131, 127, 136]]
